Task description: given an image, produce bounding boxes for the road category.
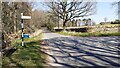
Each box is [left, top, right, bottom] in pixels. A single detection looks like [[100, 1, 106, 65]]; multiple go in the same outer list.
[[41, 28, 120, 68]]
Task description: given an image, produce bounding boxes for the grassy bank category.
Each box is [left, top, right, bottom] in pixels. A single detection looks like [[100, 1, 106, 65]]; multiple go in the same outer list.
[[2, 33, 46, 68], [58, 31, 120, 37]]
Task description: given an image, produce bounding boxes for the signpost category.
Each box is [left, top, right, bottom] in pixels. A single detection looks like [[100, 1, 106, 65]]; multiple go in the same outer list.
[[21, 13, 31, 46]]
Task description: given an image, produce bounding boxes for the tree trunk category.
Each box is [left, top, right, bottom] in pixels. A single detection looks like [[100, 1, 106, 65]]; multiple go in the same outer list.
[[63, 21, 66, 31], [72, 22, 74, 27]]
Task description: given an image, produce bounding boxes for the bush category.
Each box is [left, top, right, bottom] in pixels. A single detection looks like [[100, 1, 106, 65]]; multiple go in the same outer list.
[[47, 22, 56, 32], [111, 19, 120, 24]]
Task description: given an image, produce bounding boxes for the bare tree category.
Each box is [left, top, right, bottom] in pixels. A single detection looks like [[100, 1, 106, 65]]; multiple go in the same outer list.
[[82, 18, 87, 26], [112, 1, 120, 19], [104, 17, 107, 23], [87, 18, 91, 26], [46, 0, 96, 30]]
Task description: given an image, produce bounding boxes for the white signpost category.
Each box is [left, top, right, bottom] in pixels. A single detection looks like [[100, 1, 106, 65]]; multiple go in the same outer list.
[[21, 13, 31, 46]]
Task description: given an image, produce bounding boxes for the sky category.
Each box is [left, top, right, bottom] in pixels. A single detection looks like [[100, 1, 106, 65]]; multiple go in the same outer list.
[[2, 0, 119, 24], [32, 1, 118, 24], [84, 2, 118, 23]]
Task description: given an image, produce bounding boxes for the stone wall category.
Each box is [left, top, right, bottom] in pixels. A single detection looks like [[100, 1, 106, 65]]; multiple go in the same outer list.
[[54, 25, 120, 33]]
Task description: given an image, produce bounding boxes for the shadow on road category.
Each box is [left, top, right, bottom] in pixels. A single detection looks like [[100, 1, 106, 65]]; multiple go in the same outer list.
[[42, 36, 120, 68]]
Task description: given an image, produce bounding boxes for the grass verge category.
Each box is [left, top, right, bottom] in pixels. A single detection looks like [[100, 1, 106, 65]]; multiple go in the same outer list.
[[2, 33, 46, 68], [58, 32, 120, 37]]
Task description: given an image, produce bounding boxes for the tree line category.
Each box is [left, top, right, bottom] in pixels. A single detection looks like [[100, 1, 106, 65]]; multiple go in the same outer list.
[[100, 19, 120, 25], [1, 2, 32, 49]]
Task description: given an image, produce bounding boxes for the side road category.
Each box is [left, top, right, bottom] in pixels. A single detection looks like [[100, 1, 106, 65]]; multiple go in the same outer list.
[[41, 28, 120, 68]]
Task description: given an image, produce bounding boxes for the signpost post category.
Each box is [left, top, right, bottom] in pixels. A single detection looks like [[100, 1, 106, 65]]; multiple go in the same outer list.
[[21, 13, 31, 46]]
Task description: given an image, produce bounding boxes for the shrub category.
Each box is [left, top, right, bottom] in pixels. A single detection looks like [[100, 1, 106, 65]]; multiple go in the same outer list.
[[47, 22, 56, 32]]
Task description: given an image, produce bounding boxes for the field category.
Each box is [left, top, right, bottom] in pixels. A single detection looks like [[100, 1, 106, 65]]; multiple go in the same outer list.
[[56, 24, 120, 37]]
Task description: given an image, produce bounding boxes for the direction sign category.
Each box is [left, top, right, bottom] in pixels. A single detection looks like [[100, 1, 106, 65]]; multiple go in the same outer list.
[[21, 16, 31, 19], [21, 13, 31, 19]]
